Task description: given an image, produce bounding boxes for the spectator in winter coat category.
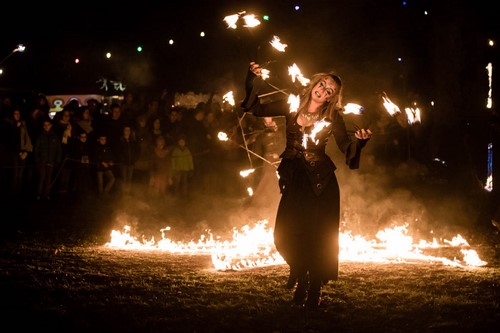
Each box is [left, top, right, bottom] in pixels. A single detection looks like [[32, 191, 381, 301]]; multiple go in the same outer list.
[[91, 134, 115, 195], [33, 119, 62, 200]]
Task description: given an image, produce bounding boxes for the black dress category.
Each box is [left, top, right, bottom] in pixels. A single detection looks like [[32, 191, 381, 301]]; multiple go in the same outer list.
[[243, 75, 366, 282]]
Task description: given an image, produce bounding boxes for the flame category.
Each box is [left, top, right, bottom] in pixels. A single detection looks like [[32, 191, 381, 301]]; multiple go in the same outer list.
[[287, 94, 300, 113], [223, 11, 260, 29], [338, 224, 487, 267], [486, 62, 493, 109], [242, 14, 261, 27], [302, 119, 331, 148], [288, 63, 310, 86], [269, 35, 287, 52], [105, 221, 487, 270], [343, 103, 364, 115], [309, 119, 331, 143], [223, 13, 240, 29], [405, 107, 421, 124], [382, 93, 401, 116], [261, 68, 270, 80], [217, 132, 228, 141], [240, 169, 255, 177], [246, 187, 254, 196], [223, 91, 235, 106], [13, 44, 25, 53]]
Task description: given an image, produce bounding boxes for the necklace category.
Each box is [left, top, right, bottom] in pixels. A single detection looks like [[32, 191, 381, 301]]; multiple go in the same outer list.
[[300, 111, 320, 124]]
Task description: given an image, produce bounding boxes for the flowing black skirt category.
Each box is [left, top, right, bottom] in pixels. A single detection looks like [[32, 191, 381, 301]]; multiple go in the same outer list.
[[273, 158, 340, 280]]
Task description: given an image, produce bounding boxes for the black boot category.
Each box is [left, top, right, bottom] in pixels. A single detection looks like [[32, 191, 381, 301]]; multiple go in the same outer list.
[[305, 277, 322, 308], [292, 272, 308, 306], [286, 266, 298, 289]]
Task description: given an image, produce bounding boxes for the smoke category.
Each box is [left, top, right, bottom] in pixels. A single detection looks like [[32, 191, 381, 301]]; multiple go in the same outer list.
[[330, 143, 479, 242], [104, 127, 480, 246], [124, 61, 155, 89]]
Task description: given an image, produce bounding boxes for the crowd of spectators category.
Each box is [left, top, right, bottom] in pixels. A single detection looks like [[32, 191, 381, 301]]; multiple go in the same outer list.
[[0, 91, 270, 206]]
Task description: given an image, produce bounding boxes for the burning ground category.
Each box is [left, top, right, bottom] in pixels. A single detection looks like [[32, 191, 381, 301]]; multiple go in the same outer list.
[[1, 237, 499, 333], [1, 157, 500, 332]]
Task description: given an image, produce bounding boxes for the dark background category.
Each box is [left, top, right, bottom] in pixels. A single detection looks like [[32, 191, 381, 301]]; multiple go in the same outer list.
[[1, 0, 499, 194], [0, 0, 497, 97]]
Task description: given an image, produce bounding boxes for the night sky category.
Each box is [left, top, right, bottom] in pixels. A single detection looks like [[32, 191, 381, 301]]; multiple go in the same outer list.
[[1, 0, 497, 100]]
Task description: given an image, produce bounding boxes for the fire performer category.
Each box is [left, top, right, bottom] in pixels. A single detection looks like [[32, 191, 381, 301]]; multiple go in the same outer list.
[[241, 61, 372, 308]]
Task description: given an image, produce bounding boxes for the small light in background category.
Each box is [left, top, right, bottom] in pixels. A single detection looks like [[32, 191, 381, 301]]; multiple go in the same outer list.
[[74, 58, 80, 64], [106, 52, 112, 59], [200, 31, 205, 37], [137, 45, 143, 52], [294, 5, 300, 11], [169, 39, 174, 45]]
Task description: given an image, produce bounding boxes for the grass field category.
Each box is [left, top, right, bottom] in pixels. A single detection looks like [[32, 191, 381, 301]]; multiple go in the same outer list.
[[1, 189, 499, 333]]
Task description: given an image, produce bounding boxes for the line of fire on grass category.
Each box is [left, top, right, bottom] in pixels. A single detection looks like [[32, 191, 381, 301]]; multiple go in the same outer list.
[[104, 221, 488, 270]]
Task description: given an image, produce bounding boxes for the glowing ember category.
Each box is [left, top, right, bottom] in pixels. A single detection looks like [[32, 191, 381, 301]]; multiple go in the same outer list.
[[105, 221, 487, 270]]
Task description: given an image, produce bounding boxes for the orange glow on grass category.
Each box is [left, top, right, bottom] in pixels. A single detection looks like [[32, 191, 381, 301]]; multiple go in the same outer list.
[[105, 221, 487, 270]]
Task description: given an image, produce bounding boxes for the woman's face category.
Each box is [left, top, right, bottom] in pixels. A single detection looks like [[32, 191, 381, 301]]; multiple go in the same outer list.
[[311, 76, 338, 104]]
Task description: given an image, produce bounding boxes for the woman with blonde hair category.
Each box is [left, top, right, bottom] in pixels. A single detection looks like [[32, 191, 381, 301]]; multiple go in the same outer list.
[[242, 62, 372, 308]]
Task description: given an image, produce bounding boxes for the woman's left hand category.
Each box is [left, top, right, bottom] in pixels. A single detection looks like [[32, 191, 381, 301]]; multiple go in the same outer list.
[[355, 129, 372, 140]]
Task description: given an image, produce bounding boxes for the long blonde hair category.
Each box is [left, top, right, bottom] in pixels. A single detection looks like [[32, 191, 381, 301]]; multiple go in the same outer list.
[[297, 72, 343, 122]]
